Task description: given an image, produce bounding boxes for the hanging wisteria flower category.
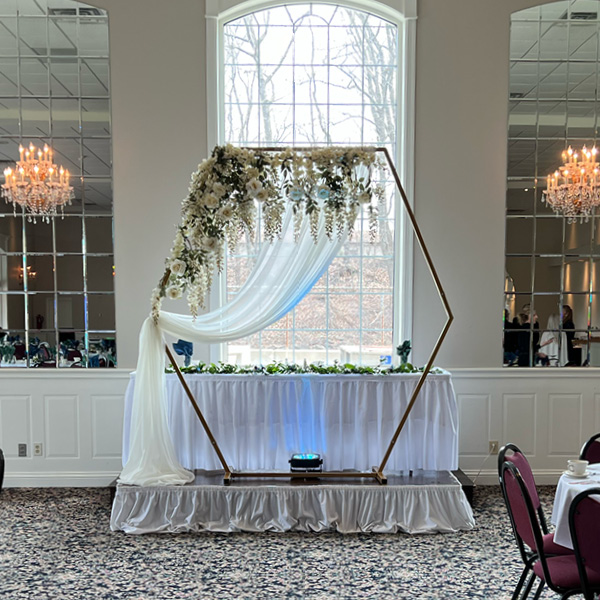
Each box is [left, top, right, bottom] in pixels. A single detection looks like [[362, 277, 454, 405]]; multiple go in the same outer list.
[[166, 285, 183, 300], [152, 145, 386, 320]]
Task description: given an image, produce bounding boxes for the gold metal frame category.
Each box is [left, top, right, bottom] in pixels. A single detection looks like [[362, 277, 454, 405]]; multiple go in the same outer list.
[[163, 147, 453, 485]]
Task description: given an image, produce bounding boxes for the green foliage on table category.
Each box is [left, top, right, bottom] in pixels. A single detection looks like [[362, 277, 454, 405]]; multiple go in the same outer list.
[[166, 360, 442, 376]]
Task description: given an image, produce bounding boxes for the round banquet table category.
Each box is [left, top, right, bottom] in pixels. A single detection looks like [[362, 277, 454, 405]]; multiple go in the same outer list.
[[122, 370, 459, 473], [551, 463, 600, 549]]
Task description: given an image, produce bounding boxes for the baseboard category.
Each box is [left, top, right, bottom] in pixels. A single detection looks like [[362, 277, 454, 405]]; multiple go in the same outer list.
[[462, 469, 564, 486], [3, 471, 120, 488]]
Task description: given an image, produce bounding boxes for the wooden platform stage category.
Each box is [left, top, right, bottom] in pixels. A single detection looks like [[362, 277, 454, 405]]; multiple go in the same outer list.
[[110, 470, 475, 535]]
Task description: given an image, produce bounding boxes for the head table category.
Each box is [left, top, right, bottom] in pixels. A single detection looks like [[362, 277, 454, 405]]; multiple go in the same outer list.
[[122, 370, 458, 473]]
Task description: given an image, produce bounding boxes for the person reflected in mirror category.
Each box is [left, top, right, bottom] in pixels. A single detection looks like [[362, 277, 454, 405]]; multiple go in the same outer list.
[[537, 314, 568, 367], [562, 304, 576, 366], [517, 305, 539, 367], [503, 309, 519, 365]]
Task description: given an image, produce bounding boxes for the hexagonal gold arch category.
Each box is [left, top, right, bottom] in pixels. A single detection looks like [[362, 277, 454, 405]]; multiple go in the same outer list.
[[160, 146, 453, 486]]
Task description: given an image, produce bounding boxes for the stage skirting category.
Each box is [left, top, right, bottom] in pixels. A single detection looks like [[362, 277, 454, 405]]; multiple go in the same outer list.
[[122, 371, 458, 472], [110, 470, 475, 535]]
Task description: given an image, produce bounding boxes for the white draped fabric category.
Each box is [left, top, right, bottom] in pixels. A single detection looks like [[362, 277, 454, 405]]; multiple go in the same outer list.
[[119, 208, 345, 486], [122, 372, 459, 473]]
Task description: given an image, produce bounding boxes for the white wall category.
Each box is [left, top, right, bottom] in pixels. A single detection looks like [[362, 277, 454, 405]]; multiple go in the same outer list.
[[95, 0, 209, 369]]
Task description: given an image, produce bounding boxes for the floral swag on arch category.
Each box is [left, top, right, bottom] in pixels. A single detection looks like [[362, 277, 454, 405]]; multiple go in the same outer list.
[[151, 145, 385, 321]]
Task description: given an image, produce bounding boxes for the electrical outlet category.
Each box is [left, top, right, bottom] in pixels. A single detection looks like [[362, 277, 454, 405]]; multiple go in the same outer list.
[[33, 443, 43, 456], [489, 440, 499, 454], [18, 443, 27, 457]]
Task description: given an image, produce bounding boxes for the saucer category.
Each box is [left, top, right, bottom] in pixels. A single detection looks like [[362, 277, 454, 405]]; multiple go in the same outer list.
[[563, 470, 589, 479]]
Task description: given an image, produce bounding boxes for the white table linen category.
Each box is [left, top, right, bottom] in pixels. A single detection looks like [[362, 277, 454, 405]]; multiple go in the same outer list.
[[122, 371, 458, 473], [551, 464, 600, 549]]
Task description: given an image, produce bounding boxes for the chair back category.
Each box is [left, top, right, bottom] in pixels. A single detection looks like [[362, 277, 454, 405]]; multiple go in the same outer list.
[[569, 488, 600, 600], [501, 461, 543, 557], [580, 433, 600, 464], [498, 443, 542, 512]]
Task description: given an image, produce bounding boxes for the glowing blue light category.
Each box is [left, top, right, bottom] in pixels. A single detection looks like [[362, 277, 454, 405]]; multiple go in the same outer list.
[[292, 453, 319, 460]]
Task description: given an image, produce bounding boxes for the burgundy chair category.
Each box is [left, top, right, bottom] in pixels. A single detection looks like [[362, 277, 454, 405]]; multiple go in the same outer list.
[[499, 450, 572, 599], [579, 433, 600, 464], [502, 461, 598, 599], [498, 443, 552, 534], [569, 488, 600, 600]]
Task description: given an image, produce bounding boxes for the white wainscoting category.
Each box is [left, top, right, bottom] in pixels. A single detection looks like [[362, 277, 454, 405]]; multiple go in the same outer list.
[[1, 368, 598, 487], [0, 370, 130, 487], [452, 368, 600, 485]]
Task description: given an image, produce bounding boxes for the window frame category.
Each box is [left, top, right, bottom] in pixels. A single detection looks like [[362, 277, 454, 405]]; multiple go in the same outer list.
[[205, 0, 416, 364]]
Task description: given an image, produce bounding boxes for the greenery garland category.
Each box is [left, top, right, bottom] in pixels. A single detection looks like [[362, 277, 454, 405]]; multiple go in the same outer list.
[[166, 360, 442, 376]]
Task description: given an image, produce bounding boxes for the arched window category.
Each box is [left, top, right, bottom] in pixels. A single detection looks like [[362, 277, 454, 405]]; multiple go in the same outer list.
[[207, 0, 415, 365]]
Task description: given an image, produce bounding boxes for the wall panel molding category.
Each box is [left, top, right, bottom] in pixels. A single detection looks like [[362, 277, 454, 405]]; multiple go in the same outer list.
[[44, 395, 80, 459], [503, 394, 536, 456]]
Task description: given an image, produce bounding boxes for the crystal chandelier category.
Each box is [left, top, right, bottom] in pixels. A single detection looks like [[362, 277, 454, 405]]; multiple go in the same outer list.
[[2, 143, 74, 223], [542, 145, 600, 223]]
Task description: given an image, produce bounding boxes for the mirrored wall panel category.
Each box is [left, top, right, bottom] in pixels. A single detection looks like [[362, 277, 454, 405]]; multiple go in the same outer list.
[[0, 0, 115, 367], [506, 1, 600, 368]]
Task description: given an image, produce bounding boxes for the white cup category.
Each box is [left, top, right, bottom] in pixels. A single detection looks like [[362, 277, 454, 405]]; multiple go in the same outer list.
[[567, 459, 589, 476]]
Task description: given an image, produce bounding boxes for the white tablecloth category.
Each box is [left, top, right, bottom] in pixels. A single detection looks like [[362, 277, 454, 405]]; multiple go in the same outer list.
[[122, 371, 458, 472], [551, 464, 600, 549]]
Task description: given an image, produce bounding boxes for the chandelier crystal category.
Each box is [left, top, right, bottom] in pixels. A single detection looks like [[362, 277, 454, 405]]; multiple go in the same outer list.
[[542, 145, 600, 223], [2, 143, 74, 223]]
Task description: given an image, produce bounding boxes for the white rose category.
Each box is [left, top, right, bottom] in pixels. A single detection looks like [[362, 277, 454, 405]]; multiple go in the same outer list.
[[166, 285, 183, 300], [212, 182, 226, 197], [218, 205, 234, 220], [246, 178, 263, 197], [170, 259, 186, 275], [255, 188, 269, 202], [203, 193, 219, 208], [201, 236, 219, 252]]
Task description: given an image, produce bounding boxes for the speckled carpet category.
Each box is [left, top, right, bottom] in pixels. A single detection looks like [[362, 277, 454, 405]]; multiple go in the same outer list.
[[0, 485, 561, 599]]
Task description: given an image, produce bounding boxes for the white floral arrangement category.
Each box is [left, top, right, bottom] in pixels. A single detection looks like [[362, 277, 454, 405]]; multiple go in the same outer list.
[[152, 145, 385, 320]]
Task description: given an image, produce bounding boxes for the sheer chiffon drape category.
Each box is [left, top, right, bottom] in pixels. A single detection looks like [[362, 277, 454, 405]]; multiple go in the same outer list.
[[119, 208, 345, 486]]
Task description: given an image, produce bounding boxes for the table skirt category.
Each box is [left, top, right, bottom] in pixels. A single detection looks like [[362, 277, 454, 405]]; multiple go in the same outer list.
[[122, 372, 458, 472]]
